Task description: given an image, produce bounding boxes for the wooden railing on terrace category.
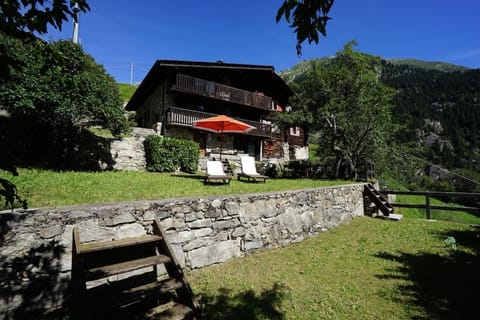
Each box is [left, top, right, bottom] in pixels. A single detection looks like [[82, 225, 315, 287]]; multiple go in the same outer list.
[[166, 107, 280, 138], [172, 73, 273, 111]]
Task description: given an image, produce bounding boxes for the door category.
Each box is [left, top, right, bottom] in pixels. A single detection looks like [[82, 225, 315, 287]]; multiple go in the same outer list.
[[194, 131, 206, 157]]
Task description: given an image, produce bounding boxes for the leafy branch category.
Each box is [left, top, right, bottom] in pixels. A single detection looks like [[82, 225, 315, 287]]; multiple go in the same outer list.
[[276, 0, 335, 56], [0, 178, 27, 210]]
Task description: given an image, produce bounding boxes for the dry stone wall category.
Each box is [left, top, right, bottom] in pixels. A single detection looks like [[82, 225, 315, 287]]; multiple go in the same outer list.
[[109, 127, 154, 171], [0, 184, 364, 318]]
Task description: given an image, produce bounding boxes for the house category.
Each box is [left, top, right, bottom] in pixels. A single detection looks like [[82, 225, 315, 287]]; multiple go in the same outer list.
[[126, 60, 307, 161]]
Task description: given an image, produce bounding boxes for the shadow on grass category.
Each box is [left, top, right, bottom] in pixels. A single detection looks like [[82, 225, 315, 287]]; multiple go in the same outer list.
[[198, 283, 288, 320], [375, 227, 479, 319], [170, 173, 206, 181]]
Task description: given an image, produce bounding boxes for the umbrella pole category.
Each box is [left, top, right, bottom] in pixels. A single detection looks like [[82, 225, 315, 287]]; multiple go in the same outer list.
[[219, 132, 224, 161]]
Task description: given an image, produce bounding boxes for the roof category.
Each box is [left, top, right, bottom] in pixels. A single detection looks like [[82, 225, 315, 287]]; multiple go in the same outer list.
[[125, 59, 294, 111]]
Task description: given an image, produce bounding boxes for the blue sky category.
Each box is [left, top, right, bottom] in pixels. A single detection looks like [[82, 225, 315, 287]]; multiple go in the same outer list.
[[46, 0, 480, 84]]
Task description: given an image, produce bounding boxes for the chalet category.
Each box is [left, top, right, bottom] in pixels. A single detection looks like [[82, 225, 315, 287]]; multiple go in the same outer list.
[[126, 60, 307, 161]]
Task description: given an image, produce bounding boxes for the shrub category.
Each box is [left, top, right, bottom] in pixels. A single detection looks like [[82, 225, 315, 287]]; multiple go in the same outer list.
[[283, 160, 329, 179], [144, 135, 199, 173]]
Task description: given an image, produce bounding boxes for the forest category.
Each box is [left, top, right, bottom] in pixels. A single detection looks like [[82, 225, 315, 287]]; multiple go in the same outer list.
[[282, 57, 480, 192], [381, 61, 480, 171]]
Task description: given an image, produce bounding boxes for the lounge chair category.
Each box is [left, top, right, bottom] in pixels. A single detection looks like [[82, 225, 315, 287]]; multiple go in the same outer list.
[[204, 160, 232, 184], [238, 156, 268, 183]]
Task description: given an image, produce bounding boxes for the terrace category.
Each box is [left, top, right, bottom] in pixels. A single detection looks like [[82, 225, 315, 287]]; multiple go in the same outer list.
[[171, 73, 274, 111], [165, 106, 280, 138]]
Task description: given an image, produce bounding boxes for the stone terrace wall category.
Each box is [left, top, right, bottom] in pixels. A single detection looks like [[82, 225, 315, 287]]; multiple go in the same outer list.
[[109, 127, 154, 171], [0, 184, 364, 318]]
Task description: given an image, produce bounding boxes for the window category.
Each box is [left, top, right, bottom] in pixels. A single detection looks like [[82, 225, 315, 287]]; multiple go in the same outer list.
[[289, 127, 301, 136]]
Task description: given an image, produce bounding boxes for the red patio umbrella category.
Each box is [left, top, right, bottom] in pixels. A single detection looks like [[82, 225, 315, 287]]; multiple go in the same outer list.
[[193, 115, 256, 160]]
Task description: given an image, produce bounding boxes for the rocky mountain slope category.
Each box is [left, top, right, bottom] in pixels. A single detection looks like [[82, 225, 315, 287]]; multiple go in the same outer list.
[[280, 58, 480, 177]]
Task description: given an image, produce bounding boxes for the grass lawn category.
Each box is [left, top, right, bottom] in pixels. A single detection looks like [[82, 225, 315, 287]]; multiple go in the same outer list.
[[188, 216, 479, 319], [3, 169, 479, 319], [1, 168, 352, 208]]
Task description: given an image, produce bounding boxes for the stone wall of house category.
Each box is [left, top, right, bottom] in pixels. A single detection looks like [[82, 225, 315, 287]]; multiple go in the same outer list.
[[0, 184, 364, 318]]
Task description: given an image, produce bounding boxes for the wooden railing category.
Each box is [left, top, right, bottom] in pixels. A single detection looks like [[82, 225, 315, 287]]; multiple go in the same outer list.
[[172, 74, 273, 111], [382, 190, 480, 219], [166, 107, 280, 138]]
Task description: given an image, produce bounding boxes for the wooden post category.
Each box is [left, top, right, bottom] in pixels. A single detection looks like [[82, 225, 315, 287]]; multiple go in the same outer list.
[[425, 191, 431, 220]]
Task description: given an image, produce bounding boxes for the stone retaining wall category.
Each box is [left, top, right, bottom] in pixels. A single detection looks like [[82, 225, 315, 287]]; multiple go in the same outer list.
[[0, 184, 364, 318], [109, 127, 154, 171]]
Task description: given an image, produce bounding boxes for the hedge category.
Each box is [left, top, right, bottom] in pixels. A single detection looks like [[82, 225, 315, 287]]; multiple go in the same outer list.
[[144, 135, 199, 173]]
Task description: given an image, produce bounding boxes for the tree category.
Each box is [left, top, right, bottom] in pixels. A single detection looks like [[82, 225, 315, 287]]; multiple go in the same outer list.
[[1, 0, 90, 208], [276, 0, 335, 56], [0, 0, 89, 38], [277, 41, 395, 179], [1, 0, 90, 77], [0, 34, 128, 163]]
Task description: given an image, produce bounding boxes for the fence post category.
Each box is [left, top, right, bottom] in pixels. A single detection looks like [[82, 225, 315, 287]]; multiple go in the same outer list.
[[425, 191, 431, 220]]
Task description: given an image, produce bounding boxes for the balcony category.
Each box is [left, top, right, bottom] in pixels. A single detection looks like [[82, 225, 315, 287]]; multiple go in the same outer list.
[[166, 107, 280, 138], [171, 74, 274, 111]]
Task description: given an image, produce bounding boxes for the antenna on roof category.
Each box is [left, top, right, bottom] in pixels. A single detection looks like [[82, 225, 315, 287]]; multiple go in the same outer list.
[[72, 3, 80, 44]]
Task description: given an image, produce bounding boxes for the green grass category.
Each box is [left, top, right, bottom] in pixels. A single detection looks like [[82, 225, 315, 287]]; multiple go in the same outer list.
[[394, 194, 480, 224], [117, 83, 138, 103], [1, 168, 352, 208], [381, 176, 480, 224], [188, 216, 479, 319], [85, 126, 115, 138]]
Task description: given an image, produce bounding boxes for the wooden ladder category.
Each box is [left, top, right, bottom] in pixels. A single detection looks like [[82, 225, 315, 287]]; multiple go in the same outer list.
[[364, 183, 394, 217], [71, 220, 200, 320]]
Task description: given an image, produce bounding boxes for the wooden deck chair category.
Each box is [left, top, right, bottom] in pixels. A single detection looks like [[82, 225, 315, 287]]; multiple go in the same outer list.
[[238, 156, 268, 183], [204, 160, 232, 184]]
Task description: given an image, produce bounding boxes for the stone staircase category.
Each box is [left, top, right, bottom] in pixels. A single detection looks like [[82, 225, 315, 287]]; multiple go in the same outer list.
[[71, 220, 200, 319]]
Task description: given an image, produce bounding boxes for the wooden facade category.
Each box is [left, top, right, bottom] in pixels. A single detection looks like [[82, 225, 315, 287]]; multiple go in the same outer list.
[[126, 60, 304, 160]]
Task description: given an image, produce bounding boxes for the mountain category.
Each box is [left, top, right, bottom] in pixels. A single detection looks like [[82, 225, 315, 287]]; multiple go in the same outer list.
[[386, 59, 470, 72], [280, 57, 480, 177], [279, 57, 331, 84], [381, 60, 480, 170], [280, 58, 471, 83]]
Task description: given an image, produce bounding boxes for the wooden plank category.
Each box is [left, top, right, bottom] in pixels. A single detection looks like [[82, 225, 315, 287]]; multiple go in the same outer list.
[[79, 235, 162, 254], [392, 203, 425, 209], [153, 221, 201, 317], [364, 184, 393, 216], [86, 255, 171, 280], [426, 192, 431, 219], [429, 205, 480, 213], [237, 173, 268, 183], [382, 190, 427, 196], [384, 190, 480, 198], [145, 302, 194, 320], [392, 203, 480, 214], [124, 278, 183, 296], [205, 175, 232, 183], [90, 278, 184, 309], [73, 227, 82, 254]]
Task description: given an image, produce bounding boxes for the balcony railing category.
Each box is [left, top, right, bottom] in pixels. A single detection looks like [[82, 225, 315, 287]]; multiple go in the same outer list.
[[166, 107, 280, 138], [172, 74, 273, 111]]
